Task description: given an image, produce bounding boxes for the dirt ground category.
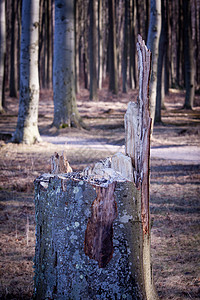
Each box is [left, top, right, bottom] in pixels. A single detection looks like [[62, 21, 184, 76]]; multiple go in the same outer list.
[[0, 87, 200, 299]]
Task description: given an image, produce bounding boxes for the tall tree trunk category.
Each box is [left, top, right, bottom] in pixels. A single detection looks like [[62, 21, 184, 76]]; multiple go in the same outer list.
[[46, 0, 52, 88], [122, 0, 128, 93], [129, 0, 137, 89], [53, 0, 82, 128], [108, 0, 118, 94], [89, 0, 98, 100], [0, 0, 6, 112], [183, 0, 195, 109], [9, 0, 17, 97], [11, 0, 41, 144], [83, 0, 89, 90], [75, 0, 80, 94], [155, 0, 166, 123], [147, 0, 161, 129], [164, 0, 169, 95], [97, 0, 103, 89]]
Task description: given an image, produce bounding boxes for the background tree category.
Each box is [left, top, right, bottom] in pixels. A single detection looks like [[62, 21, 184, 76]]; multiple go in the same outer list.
[[0, 0, 6, 113], [97, 0, 103, 90], [147, 0, 161, 128], [53, 0, 82, 128], [11, 0, 41, 144], [89, 0, 98, 100], [9, 0, 18, 98], [108, 0, 118, 94], [155, 0, 167, 123], [183, 0, 195, 109], [122, 0, 128, 93]]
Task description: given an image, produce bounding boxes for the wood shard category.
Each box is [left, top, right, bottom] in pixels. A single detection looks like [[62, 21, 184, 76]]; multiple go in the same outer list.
[[51, 151, 72, 174], [84, 182, 117, 268], [111, 152, 134, 182]]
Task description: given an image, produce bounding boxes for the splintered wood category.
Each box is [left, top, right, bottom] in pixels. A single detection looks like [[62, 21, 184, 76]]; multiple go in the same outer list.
[[84, 182, 117, 268], [51, 151, 72, 174], [125, 35, 151, 234]]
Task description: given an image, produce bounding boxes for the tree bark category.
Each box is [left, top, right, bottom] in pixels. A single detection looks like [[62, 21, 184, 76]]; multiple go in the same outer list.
[[129, 0, 137, 90], [9, 0, 17, 97], [183, 0, 195, 109], [0, 0, 6, 112], [75, 0, 80, 94], [147, 0, 161, 129], [155, 0, 166, 123], [53, 0, 82, 128], [122, 0, 128, 93], [34, 36, 158, 300], [11, 0, 41, 144], [89, 0, 98, 100], [108, 0, 118, 94], [97, 0, 103, 90]]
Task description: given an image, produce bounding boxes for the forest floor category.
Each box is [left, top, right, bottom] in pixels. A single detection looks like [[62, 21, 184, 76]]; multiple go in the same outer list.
[[0, 87, 200, 299]]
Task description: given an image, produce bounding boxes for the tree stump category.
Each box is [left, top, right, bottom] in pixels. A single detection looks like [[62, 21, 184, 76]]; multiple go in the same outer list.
[[34, 36, 158, 300]]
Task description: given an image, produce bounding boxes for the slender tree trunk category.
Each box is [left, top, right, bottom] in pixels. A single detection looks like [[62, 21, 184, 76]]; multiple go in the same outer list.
[[9, 0, 17, 97], [46, 0, 52, 88], [11, 0, 41, 144], [155, 0, 166, 123], [97, 0, 103, 89], [108, 0, 118, 94], [147, 0, 161, 129], [75, 0, 80, 94], [83, 1, 89, 90], [0, 0, 6, 112], [122, 0, 128, 93], [183, 0, 195, 109], [89, 0, 98, 100], [129, 0, 137, 89], [164, 0, 169, 95], [53, 0, 82, 128]]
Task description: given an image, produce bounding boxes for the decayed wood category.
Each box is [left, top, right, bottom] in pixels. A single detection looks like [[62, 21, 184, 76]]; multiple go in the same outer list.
[[51, 151, 72, 174], [124, 35, 151, 234], [84, 182, 117, 268]]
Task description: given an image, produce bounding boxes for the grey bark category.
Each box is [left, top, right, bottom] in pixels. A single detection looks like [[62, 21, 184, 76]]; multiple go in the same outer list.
[[147, 0, 161, 129], [108, 0, 118, 94], [97, 0, 103, 89], [9, 0, 17, 98], [75, 0, 79, 94], [89, 0, 98, 101], [34, 36, 158, 300], [0, 0, 6, 112], [129, 0, 137, 89], [183, 0, 195, 109], [122, 0, 128, 93], [155, 0, 166, 123], [53, 0, 82, 128], [11, 0, 41, 144]]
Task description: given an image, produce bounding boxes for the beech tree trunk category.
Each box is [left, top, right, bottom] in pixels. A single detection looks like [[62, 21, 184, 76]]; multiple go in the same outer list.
[[11, 0, 41, 144], [147, 0, 161, 129], [108, 0, 118, 94], [97, 0, 103, 90], [89, 0, 98, 101], [0, 0, 6, 112], [53, 0, 82, 128], [183, 0, 195, 109], [9, 0, 17, 97], [34, 36, 158, 300]]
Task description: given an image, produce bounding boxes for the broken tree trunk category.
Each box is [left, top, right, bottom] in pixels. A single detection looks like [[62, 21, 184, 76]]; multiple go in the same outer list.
[[34, 35, 158, 300]]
